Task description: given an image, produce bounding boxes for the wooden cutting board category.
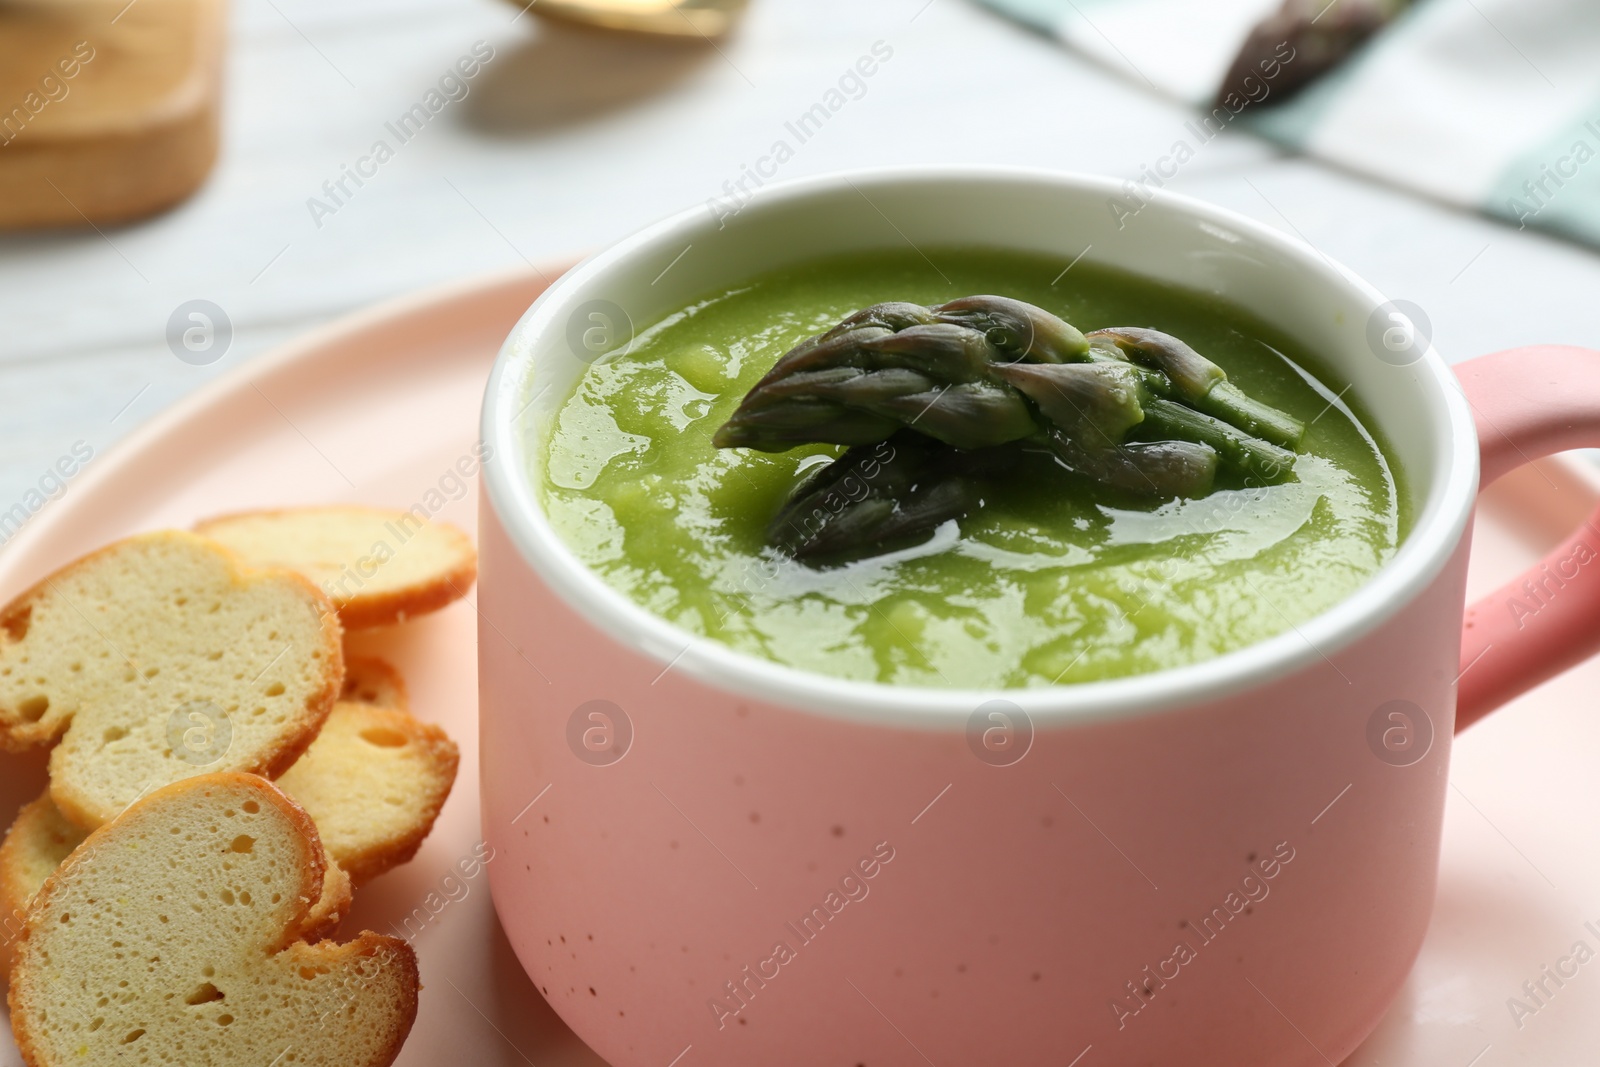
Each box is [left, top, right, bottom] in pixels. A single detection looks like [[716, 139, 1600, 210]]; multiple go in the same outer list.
[[0, 0, 224, 229]]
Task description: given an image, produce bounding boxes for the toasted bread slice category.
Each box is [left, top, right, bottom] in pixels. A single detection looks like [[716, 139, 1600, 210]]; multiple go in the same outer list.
[[0, 793, 75, 977], [0, 792, 353, 976], [194, 506, 477, 630], [302, 852, 354, 940], [7, 773, 418, 1067], [2, 671, 456, 954], [0, 531, 343, 828], [341, 654, 410, 711], [0, 795, 73, 938], [276, 699, 459, 884]]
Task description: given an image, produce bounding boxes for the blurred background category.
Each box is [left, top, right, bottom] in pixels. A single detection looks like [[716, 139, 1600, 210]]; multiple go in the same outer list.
[[2, 0, 1600, 525]]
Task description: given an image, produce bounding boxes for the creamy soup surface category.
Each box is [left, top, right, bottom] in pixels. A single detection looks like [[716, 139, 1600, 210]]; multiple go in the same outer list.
[[534, 248, 1405, 688]]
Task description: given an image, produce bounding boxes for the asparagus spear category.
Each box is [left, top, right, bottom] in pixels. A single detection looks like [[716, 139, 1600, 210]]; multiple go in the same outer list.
[[719, 304, 1304, 455], [818, 301, 937, 340], [1086, 327, 1223, 400], [930, 295, 1089, 363], [993, 361, 1238, 496], [989, 361, 1147, 445], [714, 323, 1039, 451], [768, 434, 984, 561], [1042, 431, 1220, 500], [1086, 327, 1304, 447], [734, 296, 1087, 448], [770, 427, 1223, 565], [1215, 0, 1405, 110], [991, 359, 1294, 484], [1140, 399, 1296, 483], [716, 297, 1309, 558]]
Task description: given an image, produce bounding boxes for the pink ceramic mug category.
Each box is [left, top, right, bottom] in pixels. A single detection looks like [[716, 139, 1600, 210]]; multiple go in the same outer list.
[[477, 168, 1600, 1066]]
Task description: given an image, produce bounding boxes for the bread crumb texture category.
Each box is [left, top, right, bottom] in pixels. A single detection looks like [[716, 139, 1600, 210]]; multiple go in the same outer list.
[[195, 507, 477, 630], [8, 774, 417, 1067], [0, 532, 342, 829]]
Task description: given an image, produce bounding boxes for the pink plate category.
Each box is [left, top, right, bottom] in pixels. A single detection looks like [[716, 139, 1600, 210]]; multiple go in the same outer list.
[[0, 269, 1596, 1066]]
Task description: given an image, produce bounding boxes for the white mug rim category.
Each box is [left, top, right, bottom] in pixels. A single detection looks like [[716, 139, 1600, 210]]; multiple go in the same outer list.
[[480, 165, 1479, 730]]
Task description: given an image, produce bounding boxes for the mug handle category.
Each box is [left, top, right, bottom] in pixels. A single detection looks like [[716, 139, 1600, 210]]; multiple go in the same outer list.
[[1454, 345, 1600, 730]]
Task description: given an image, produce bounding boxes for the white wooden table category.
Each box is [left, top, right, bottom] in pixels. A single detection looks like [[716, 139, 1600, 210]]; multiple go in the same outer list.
[[3, 0, 1599, 524]]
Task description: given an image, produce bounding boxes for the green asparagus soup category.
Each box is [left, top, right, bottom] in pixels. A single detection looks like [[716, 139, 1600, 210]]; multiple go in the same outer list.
[[533, 248, 1404, 688]]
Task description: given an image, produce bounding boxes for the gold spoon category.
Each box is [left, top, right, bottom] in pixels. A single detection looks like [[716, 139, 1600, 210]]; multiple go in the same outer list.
[[518, 0, 747, 39]]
